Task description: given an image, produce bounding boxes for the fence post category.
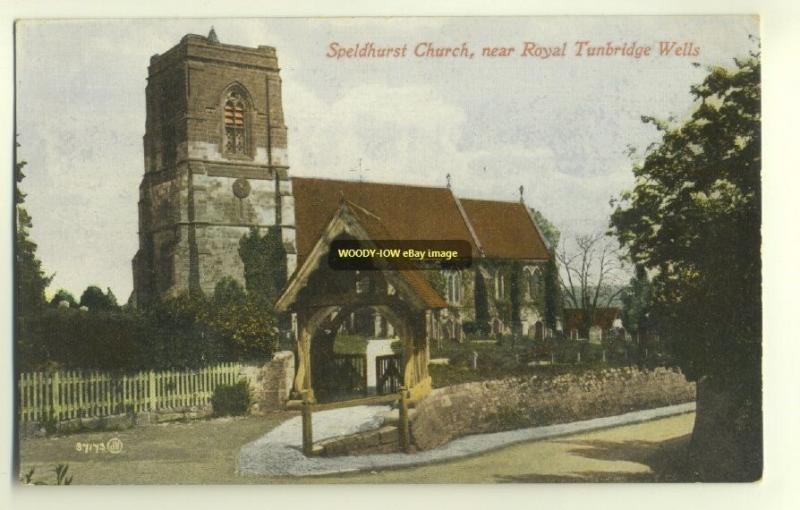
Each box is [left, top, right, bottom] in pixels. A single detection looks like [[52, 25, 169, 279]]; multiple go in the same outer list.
[[301, 390, 314, 457], [399, 386, 410, 453], [51, 371, 61, 422], [149, 370, 157, 412]]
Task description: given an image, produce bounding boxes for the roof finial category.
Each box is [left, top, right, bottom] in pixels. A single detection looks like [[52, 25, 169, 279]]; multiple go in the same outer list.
[[207, 26, 219, 43], [519, 184, 525, 203], [446, 173, 452, 189]]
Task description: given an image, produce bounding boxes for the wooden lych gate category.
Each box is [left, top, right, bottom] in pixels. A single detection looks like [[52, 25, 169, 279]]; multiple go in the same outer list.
[[275, 200, 447, 455]]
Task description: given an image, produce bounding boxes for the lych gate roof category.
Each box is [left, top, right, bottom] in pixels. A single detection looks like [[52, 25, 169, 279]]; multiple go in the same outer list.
[[291, 177, 551, 266], [275, 199, 448, 312], [344, 201, 448, 309]]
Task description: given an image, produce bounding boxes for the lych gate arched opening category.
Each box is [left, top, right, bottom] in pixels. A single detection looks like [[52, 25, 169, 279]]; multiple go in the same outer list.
[[307, 303, 406, 403]]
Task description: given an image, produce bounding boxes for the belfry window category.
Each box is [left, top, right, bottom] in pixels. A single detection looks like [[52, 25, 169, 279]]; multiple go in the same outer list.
[[224, 90, 247, 155]]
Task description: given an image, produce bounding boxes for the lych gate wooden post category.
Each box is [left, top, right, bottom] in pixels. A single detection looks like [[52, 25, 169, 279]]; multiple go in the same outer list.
[[399, 386, 410, 453], [301, 390, 314, 456]]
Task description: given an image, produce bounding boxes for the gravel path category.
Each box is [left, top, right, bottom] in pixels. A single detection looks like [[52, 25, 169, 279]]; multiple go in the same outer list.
[[236, 402, 696, 477]]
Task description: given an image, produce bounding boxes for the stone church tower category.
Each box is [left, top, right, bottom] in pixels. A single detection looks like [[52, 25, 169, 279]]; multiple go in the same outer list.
[[132, 30, 296, 306]]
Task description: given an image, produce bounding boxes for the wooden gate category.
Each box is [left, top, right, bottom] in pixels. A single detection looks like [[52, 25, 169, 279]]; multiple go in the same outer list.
[[376, 354, 402, 395], [329, 354, 368, 398]]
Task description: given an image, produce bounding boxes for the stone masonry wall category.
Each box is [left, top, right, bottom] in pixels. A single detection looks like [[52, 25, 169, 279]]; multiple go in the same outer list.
[[240, 351, 295, 413], [410, 367, 695, 451]]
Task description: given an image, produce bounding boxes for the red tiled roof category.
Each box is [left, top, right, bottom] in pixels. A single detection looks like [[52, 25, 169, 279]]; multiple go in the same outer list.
[[291, 177, 551, 266], [459, 198, 550, 260], [344, 201, 448, 309], [292, 178, 479, 266]]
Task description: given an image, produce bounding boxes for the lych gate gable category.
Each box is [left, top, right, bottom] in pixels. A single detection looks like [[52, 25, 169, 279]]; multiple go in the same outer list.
[[276, 200, 444, 406]]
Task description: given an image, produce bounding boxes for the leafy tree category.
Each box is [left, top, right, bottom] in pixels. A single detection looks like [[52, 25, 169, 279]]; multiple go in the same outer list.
[[543, 257, 561, 331], [239, 226, 288, 305], [15, 141, 52, 316], [79, 285, 118, 311], [620, 265, 659, 365], [202, 298, 279, 360], [212, 277, 247, 306], [105, 287, 119, 308], [610, 54, 761, 480], [49, 289, 77, 308], [529, 207, 561, 248], [204, 276, 279, 359]]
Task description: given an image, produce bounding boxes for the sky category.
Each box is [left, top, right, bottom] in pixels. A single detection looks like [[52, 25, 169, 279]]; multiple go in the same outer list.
[[14, 16, 758, 301]]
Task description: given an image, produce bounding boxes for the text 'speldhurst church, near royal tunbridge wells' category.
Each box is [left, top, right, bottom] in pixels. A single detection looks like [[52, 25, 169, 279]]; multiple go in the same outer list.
[[131, 30, 556, 346]]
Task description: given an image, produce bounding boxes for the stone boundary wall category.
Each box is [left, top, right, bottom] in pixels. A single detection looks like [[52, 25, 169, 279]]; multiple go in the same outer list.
[[240, 351, 295, 413], [410, 367, 695, 451]]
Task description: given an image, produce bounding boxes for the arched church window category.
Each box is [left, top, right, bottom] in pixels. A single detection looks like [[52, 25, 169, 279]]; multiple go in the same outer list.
[[493, 271, 507, 300], [529, 268, 543, 299], [224, 89, 247, 155], [446, 271, 462, 305]]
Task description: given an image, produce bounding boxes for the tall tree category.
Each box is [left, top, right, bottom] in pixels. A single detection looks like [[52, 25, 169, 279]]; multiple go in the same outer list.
[[239, 226, 288, 304], [473, 269, 490, 335], [15, 140, 52, 316], [620, 266, 653, 334], [530, 208, 562, 331], [610, 54, 761, 480], [79, 285, 118, 312]]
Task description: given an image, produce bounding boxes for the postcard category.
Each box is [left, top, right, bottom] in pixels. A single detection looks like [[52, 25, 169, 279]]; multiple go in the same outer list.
[[12, 15, 761, 485]]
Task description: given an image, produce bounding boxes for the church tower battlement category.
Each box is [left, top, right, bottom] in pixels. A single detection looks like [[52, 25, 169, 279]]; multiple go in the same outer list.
[[132, 30, 296, 306]]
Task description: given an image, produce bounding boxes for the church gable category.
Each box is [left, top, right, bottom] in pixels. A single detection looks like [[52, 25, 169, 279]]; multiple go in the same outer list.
[[459, 198, 550, 261]]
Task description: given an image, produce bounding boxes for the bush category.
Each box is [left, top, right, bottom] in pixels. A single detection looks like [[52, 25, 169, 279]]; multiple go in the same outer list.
[[210, 380, 251, 417]]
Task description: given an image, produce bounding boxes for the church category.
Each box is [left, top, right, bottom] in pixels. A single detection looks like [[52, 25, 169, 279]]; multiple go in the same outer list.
[[131, 30, 556, 342]]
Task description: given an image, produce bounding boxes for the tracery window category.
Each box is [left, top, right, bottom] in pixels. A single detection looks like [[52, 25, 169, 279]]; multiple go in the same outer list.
[[224, 90, 247, 155]]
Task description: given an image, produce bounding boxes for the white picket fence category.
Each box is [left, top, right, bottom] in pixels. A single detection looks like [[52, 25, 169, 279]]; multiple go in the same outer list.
[[18, 362, 243, 424]]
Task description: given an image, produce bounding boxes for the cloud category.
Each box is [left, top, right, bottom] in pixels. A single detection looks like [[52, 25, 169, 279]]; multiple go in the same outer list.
[[287, 82, 470, 185], [286, 81, 633, 239]]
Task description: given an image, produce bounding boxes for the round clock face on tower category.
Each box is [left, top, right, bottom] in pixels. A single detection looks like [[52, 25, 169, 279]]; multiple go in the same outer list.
[[232, 178, 251, 199]]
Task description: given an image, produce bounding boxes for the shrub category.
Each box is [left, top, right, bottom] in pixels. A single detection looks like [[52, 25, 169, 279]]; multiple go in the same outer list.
[[210, 380, 251, 417]]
